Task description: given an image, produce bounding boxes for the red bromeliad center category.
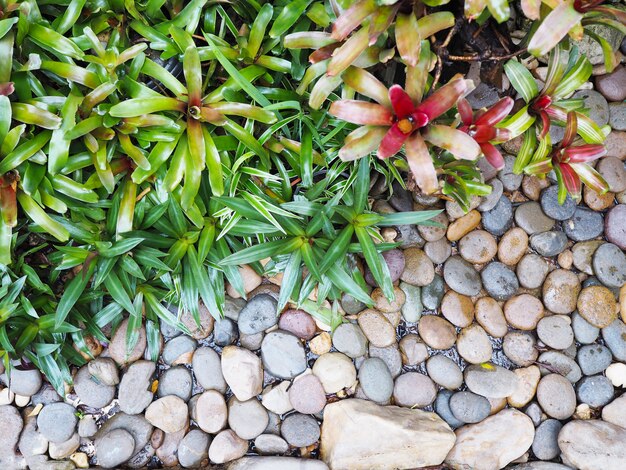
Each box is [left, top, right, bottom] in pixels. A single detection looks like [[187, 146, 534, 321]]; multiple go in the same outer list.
[[531, 95, 552, 112], [396, 112, 429, 135]]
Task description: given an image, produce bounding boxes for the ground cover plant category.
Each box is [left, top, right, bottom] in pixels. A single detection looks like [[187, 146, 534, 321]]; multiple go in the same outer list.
[[0, 0, 623, 394]]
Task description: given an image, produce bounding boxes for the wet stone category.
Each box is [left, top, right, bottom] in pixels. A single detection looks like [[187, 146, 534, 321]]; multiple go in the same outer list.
[[443, 256, 482, 297], [481, 262, 519, 301], [540, 185, 576, 221], [482, 196, 514, 236], [592, 242, 626, 289], [564, 208, 604, 241], [421, 274, 445, 310], [515, 202, 555, 235], [530, 231, 568, 257]]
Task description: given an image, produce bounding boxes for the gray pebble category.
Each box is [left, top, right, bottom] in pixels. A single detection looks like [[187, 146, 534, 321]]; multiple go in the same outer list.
[[443, 256, 482, 297], [358, 358, 394, 403], [564, 208, 604, 241], [478, 179, 503, 212], [516, 254, 549, 289], [261, 330, 307, 379], [498, 155, 523, 191], [369, 344, 403, 378], [538, 351, 582, 383], [481, 262, 519, 301], [531, 419, 562, 460], [573, 90, 609, 126], [178, 429, 210, 468], [238, 294, 278, 335], [602, 319, 626, 361], [280, 413, 320, 447], [576, 375, 614, 407], [37, 403, 77, 443], [530, 231, 568, 257], [449, 391, 491, 424], [577, 344, 613, 376], [482, 196, 513, 236], [435, 390, 465, 429], [213, 318, 238, 347], [157, 366, 192, 401], [572, 311, 600, 344], [162, 336, 197, 365], [592, 242, 626, 289], [515, 202, 555, 235], [421, 274, 445, 310], [332, 323, 368, 358]]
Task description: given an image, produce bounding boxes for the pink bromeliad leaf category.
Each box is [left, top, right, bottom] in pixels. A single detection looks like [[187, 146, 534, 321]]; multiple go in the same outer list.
[[416, 78, 473, 121], [339, 126, 387, 161], [571, 162, 610, 194], [563, 144, 607, 163], [405, 133, 439, 195], [422, 124, 482, 161], [377, 124, 408, 159], [480, 142, 506, 170], [475, 97, 514, 126], [559, 163, 583, 200], [458, 98, 474, 126], [561, 110, 578, 148], [329, 100, 394, 126], [389, 85, 416, 118]]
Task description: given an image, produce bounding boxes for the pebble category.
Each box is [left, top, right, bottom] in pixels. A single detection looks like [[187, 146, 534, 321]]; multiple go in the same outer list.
[[372, 286, 405, 313], [516, 254, 549, 289], [366, 249, 405, 286], [481, 262, 519, 301], [108, 319, 147, 365], [516, 202, 555, 235], [78, 415, 98, 438], [597, 65, 626, 101], [498, 228, 528, 266], [192, 347, 227, 393], [457, 324, 492, 364], [537, 351, 582, 383], [178, 429, 210, 468], [332, 323, 367, 358], [261, 381, 293, 415], [522, 175, 550, 201], [261, 330, 307, 379], [221, 346, 263, 401], [158, 366, 192, 401], [312, 352, 356, 394], [96, 429, 135, 468], [435, 390, 465, 429], [609, 102, 626, 130], [592, 242, 626, 288], [577, 375, 614, 408], [498, 155, 524, 191], [508, 366, 540, 408], [531, 419, 562, 461], [478, 179, 503, 211], [559, 419, 626, 469], [475, 297, 508, 338], [369, 344, 402, 378], [598, 158, 626, 194], [577, 285, 617, 328], [213, 318, 239, 346], [118, 361, 156, 415], [73, 365, 115, 408], [423, 238, 452, 264], [5, 367, 42, 397], [482, 195, 513, 236], [564, 207, 604, 241], [309, 332, 332, 356], [606, 362, 626, 387], [503, 331, 538, 367], [358, 358, 394, 403], [357, 309, 396, 348], [393, 372, 437, 407], [464, 364, 518, 399], [605, 130, 626, 159], [536, 374, 576, 419], [240, 331, 264, 351], [536, 315, 574, 350], [37, 403, 78, 443], [604, 318, 626, 360], [418, 212, 449, 241], [447, 196, 480, 219], [281, 413, 320, 447], [441, 291, 474, 328], [208, 430, 248, 464], [398, 334, 429, 365], [228, 397, 269, 440], [572, 311, 600, 344], [341, 292, 367, 315], [459, 230, 497, 264], [504, 294, 544, 330], [162, 336, 197, 365], [278, 310, 316, 340], [605, 205, 626, 250], [426, 355, 463, 390], [578, 344, 612, 376], [539, 186, 576, 222], [87, 357, 119, 385], [542, 269, 580, 314], [399, 282, 422, 323], [584, 185, 614, 211], [573, 89, 609, 125], [449, 391, 491, 424], [445, 409, 534, 470], [195, 390, 228, 433], [572, 240, 604, 275], [96, 412, 153, 457], [421, 274, 445, 309], [254, 434, 289, 455], [602, 393, 626, 427], [530, 231, 568, 257], [145, 395, 188, 433], [238, 294, 278, 335], [443, 256, 482, 296], [418, 315, 457, 350], [288, 374, 326, 414], [181, 302, 215, 340], [447, 210, 481, 242], [400, 248, 434, 286]]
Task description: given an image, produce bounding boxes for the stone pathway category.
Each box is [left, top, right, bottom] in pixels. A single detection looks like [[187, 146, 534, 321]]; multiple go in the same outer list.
[[1, 62, 626, 470]]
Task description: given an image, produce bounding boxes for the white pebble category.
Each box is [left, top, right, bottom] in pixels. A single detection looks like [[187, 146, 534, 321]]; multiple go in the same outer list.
[[606, 363, 626, 388]]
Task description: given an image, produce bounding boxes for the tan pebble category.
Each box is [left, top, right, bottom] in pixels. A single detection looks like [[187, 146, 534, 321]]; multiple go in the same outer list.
[[522, 175, 550, 200], [14, 394, 30, 407], [457, 324, 492, 364], [475, 297, 508, 338], [498, 228, 529, 266], [398, 334, 429, 365], [151, 428, 165, 449], [226, 265, 262, 298], [620, 284, 626, 323], [487, 396, 507, 415], [574, 403, 593, 420], [542, 269, 580, 314], [309, 332, 332, 355], [372, 286, 406, 313], [577, 286, 618, 328], [381, 310, 402, 328], [357, 309, 396, 347], [583, 186, 614, 211], [508, 366, 540, 408], [418, 212, 449, 241], [418, 315, 457, 350], [400, 247, 435, 286], [0, 388, 14, 405], [459, 230, 497, 264], [70, 452, 89, 469], [74, 334, 103, 361], [382, 227, 397, 242], [441, 291, 474, 328], [557, 250, 573, 269], [504, 294, 545, 330], [447, 210, 481, 242], [606, 363, 626, 387]]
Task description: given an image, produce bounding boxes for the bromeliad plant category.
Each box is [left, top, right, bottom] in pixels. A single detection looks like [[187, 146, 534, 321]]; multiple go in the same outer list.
[[520, 111, 608, 203]]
